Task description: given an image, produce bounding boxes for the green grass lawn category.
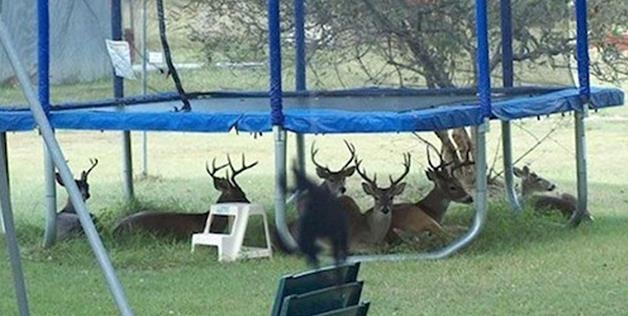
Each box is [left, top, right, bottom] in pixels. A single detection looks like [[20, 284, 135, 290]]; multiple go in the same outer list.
[[1, 109, 627, 315]]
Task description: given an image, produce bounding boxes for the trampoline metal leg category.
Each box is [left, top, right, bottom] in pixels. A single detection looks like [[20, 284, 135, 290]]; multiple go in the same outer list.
[[0, 132, 7, 234], [122, 131, 134, 200], [295, 133, 306, 177], [0, 17, 134, 315], [273, 126, 298, 251], [350, 122, 489, 262], [501, 120, 522, 212], [285, 133, 306, 205], [571, 110, 588, 227], [43, 140, 57, 247], [0, 128, 31, 316]]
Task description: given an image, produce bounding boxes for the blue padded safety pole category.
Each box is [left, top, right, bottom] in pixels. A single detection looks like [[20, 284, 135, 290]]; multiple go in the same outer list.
[[499, 0, 522, 212], [294, 0, 306, 92], [571, 0, 590, 227], [0, 16, 134, 316], [575, 0, 590, 100], [112, 0, 135, 200], [268, 0, 284, 126], [0, 130, 30, 316], [476, 0, 492, 118], [294, 0, 306, 195], [269, 0, 298, 250], [37, 0, 50, 114]]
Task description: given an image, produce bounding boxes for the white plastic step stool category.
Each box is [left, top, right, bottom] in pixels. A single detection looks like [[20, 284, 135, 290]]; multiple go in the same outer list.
[[191, 203, 272, 262]]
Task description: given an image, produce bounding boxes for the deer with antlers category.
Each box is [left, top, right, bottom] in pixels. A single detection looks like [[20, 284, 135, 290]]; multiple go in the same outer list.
[[273, 140, 358, 253], [387, 144, 474, 243], [54, 158, 99, 240], [513, 166, 592, 224], [113, 154, 258, 240], [341, 153, 411, 250]]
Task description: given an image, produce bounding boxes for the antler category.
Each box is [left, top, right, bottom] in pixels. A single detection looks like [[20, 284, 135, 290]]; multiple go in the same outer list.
[[389, 153, 411, 186], [310, 140, 357, 172], [205, 158, 229, 179], [310, 141, 329, 172], [340, 139, 357, 172], [80, 158, 99, 181], [226, 153, 259, 183], [425, 144, 452, 171], [354, 157, 377, 187], [450, 147, 474, 174]]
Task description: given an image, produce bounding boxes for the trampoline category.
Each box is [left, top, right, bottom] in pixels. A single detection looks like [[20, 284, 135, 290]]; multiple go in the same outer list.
[[1, 86, 623, 133], [0, 0, 625, 315]]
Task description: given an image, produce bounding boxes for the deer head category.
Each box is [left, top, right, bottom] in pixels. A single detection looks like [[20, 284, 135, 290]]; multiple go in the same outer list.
[[205, 154, 258, 203], [311, 140, 356, 196], [425, 144, 473, 205], [513, 165, 556, 197], [55, 158, 99, 202], [355, 153, 411, 215]]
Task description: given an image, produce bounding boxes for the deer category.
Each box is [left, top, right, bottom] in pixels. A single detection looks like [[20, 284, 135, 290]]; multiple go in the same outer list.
[[340, 153, 411, 250], [54, 158, 99, 240], [513, 165, 593, 224], [387, 144, 474, 243], [112, 154, 258, 240], [273, 140, 358, 253]]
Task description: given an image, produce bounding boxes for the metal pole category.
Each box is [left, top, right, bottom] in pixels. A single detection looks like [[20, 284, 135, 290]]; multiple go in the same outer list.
[[0, 127, 30, 316], [498, 0, 521, 212], [293, 0, 307, 195], [501, 122, 522, 211], [0, 132, 7, 234], [0, 15, 134, 316], [274, 126, 298, 250], [569, 0, 590, 227], [42, 140, 57, 247], [141, 0, 148, 176], [112, 0, 135, 199], [122, 132, 134, 199]]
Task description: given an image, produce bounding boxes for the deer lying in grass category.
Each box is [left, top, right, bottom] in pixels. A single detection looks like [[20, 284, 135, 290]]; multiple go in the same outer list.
[[387, 145, 474, 243], [514, 166, 593, 224], [55, 158, 99, 240], [340, 153, 411, 250], [113, 155, 257, 240]]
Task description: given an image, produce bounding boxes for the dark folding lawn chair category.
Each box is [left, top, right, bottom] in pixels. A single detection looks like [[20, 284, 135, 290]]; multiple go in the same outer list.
[[270, 262, 369, 316]]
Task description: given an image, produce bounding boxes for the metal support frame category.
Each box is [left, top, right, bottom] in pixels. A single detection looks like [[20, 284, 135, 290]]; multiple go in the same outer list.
[[273, 126, 298, 250], [0, 132, 7, 234], [0, 15, 134, 315], [0, 128, 30, 316], [122, 131, 134, 199], [43, 141, 57, 247], [572, 110, 588, 226], [501, 121, 522, 211]]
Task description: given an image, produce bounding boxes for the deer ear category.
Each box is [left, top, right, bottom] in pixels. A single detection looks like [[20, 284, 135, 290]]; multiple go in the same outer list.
[[361, 182, 376, 196], [392, 182, 406, 196], [522, 166, 530, 174], [342, 166, 356, 177], [55, 173, 65, 186], [316, 167, 330, 179]]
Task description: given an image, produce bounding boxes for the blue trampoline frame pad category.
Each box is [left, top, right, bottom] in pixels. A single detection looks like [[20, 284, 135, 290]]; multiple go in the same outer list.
[[1, 86, 623, 133]]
